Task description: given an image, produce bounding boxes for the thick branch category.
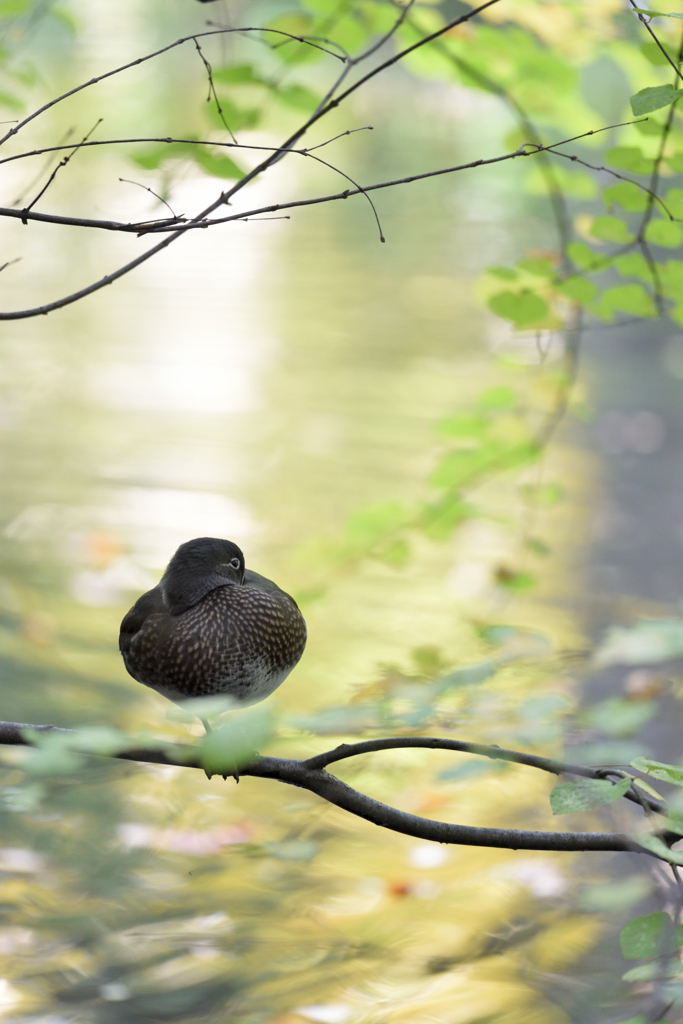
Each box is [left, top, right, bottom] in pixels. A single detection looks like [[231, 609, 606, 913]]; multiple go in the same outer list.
[[0, 721, 653, 854]]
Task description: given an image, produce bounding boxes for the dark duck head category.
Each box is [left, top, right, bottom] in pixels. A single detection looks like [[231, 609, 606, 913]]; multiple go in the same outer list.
[[119, 536, 307, 709], [161, 537, 245, 615]]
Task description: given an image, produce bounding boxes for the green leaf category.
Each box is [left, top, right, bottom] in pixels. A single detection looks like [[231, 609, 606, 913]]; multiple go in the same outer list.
[[632, 7, 683, 16], [133, 140, 244, 180], [517, 257, 556, 278], [603, 182, 649, 213], [631, 84, 683, 116], [614, 252, 652, 282], [206, 95, 261, 133], [644, 218, 683, 248], [0, 0, 31, 15], [266, 13, 321, 65], [289, 705, 385, 735], [661, 258, 683, 296], [598, 284, 656, 317], [488, 266, 518, 281], [523, 482, 563, 504], [620, 912, 671, 958], [577, 876, 652, 912], [277, 84, 321, 111], [200, 706, 273, 775], [641, 39, 678, 64], [549, 776, 631, 814], [437, 411, 489, 438], [606, 146, 655, 176], [634, 833, 683, 865], [67, 727, 132, 756], [623, 959, 683, 981], [495, 568, 535, 592], [585, 698, 658, 737], [478, 385, 517, 410], [374, 537, 410, 568], [212, 64, 265, 85], [487, 289, 549, 328], [167, 694, 242, 722], [590, 215, 634, 244], [344, 501, 408, 551], [631, 756, 683, 787], [525, 164, 596, 199], [556, 275, 598, 304], [566, 241, 611, 272], [0, 89, 22, 111], [419, 494, 474, 540], [595, 618, 683, 666]]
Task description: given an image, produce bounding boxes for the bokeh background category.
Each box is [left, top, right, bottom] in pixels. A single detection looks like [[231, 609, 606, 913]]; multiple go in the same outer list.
[[0, 1, 681, 1022]]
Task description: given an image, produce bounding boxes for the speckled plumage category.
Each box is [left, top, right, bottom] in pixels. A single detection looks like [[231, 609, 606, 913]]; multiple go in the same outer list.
[[119, 538, 306, 706]]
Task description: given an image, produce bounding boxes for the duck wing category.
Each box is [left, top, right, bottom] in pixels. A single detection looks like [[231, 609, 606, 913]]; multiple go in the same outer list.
[[119, 585, 167, 658]]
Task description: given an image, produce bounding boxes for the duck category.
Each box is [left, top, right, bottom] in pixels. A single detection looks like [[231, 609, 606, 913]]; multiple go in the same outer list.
[[119, 537, 307, 710]]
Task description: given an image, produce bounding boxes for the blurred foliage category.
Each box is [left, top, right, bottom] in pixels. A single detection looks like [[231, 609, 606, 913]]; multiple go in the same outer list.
[[1, 0, 683, 1021]]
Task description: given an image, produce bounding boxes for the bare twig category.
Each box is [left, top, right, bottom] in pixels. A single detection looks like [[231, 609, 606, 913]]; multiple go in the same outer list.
[[0, 0, 504, 318], [193, 36, 236, 143], [0, 123, 642, 243], [0, 26, 346, 147], [21, 118, 102, 222], [119, 178, 179, 220]]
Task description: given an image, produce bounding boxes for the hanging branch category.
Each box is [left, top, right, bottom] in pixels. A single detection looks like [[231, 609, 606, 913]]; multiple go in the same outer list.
[[0, 720, 669, 855]]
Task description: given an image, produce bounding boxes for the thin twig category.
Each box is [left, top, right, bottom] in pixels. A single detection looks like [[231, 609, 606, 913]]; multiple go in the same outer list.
[[0, 122, 642, 242], [119, 178, 179, 220], [0, 130, 374, 168], [193, 36, 236, 143], [0, 26, 346, 147], [628, 0, 683, 84], [21, 118, 102, 222]]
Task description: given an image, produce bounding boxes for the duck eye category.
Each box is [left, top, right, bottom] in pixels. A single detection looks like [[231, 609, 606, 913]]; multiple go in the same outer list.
[[229, 557, 241, 570]]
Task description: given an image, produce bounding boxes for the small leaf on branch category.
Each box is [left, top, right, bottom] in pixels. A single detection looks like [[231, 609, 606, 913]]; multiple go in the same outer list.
[[603, 182, 649, 213], [556, 275, 598, 304], [614, 252, 651, 282], [630, 84, 683, 116], [589, 215, 634, 245], [566, 241, 611, 272], [487, 289, 549, 328], [478, 385, 517, 410], [634, 834, 683, 865], [597, 284, 656, 318], [606, 146, 655, 176], [622, 958, 683, 980], [620, 911, 671, 959], [644, 218, 683, 248], [631, 756, 683, 787], [487, 266, 518, 281], [549, 776, 631, 814], [200, 706, 273, 775], [632, 7, 683, 17]]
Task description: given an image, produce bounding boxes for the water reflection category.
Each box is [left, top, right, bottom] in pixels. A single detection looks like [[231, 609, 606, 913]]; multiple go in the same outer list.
[[0, 6, 624, 1024]]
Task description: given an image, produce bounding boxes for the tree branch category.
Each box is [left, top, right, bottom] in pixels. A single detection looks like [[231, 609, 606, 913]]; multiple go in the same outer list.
[[0, 720, 659, 854], [0, 120, 644, 243], [0, 0, 504, 319]]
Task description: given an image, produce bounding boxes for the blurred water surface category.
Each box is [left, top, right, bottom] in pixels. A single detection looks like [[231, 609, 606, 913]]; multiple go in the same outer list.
[[0, 4, 651, 1023]]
